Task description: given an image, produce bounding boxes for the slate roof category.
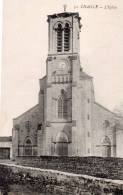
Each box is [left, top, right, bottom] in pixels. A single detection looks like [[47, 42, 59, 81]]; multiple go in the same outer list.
[[80, 71, 92, 79]]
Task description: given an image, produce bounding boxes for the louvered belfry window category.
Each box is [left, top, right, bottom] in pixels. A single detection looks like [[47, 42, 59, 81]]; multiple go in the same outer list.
[[57, 24, 62, 52], [64, 23, 70, 52]]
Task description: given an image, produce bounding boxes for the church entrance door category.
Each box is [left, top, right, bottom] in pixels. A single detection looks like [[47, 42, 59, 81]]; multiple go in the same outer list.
[[55, 132, 69, 156], [102, 145, 111, 157], [55, 142, 68, 156], [24, 138, 33, 156], [101, 136, 111, 157]]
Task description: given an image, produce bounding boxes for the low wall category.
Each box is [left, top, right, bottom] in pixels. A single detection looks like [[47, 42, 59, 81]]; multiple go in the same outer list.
[[16, 156, 123, 180], [0, 163, 123, 195]]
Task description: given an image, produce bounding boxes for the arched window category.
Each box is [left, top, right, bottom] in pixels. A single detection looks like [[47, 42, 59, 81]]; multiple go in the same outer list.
[[58, 90, 67, 118], [57, 24, 62, 52], [64, 23, 70, 52], [25, 120, 31, 132], [58, 97, 63, 118], [24, 138, 32, 156], [103, 120, 110, 128]]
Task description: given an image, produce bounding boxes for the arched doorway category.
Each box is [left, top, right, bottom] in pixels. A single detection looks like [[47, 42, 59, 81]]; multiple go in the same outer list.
[[55, 132, 68, 156], [102, 136, 111, 157], [24, 138, 32, 156]]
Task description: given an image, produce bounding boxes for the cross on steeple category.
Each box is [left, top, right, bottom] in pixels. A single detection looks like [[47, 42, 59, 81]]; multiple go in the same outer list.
[[63, 4, 67, 12]]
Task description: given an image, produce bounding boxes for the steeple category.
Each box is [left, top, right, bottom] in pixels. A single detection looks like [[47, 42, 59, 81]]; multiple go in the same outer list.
[[47, 12, 82, 55]]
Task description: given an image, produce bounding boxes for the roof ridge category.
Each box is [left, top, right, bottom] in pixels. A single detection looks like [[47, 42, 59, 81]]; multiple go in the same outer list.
[[95, 102, 118, 117], [80, 70, 92, 79], [13, 104, 39, 120]]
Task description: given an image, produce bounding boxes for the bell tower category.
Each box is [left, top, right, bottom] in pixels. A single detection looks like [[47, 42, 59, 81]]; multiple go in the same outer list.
[[46, 12, 82, 87], [47, 12, 81, 55], [44, 12, 82, 156]]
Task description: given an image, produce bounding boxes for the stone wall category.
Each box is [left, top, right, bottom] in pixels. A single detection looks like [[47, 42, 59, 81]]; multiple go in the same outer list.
[[12, 104, 40, 158], [16, 156, 123, 180], [0, 163, 123, 195], [92, 102, 117, 157]]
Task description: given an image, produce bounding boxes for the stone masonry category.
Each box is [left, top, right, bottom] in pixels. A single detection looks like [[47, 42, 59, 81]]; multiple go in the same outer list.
[[12, 11, 123, 159]]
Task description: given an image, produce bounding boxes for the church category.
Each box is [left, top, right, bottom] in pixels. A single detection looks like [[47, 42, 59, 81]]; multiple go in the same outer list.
[[12, 11, 123, 159]]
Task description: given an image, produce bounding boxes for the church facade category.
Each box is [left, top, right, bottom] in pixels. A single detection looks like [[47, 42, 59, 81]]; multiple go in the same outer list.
[[12, 12, 123, 159]]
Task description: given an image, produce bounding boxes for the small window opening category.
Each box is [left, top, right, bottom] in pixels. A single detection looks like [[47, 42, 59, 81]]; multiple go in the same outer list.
[[87, 114, 90, 120]]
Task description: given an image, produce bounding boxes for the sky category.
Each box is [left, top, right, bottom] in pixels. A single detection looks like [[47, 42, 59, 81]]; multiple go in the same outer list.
[[0, 0, 2, 94], [0, 0, 123, 136]]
